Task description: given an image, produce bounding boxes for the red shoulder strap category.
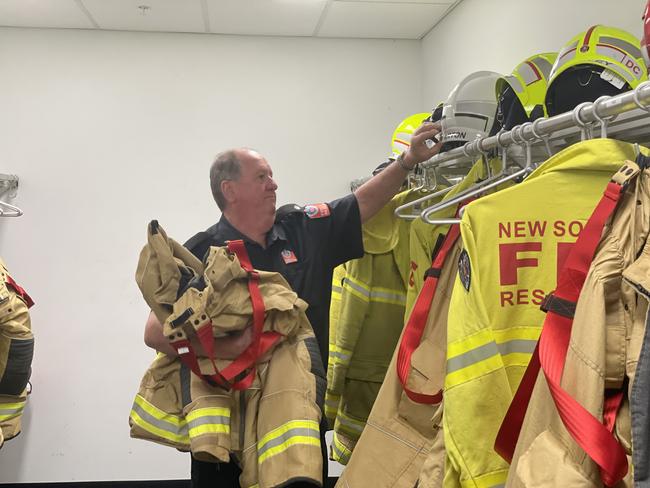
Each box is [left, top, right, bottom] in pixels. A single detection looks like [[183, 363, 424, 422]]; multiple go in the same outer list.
[[396, 201, 473, 404], [5, 274, 34, 308]]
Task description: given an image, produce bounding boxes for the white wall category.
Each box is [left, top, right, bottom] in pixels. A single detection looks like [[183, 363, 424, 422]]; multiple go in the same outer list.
[[422, 0, 648, 108], [4, 1, 647, 482], [0, 27, 422, 483]]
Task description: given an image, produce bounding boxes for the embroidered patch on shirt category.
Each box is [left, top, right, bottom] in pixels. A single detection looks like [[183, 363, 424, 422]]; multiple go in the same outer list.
[[304, 203, 331, 219], [458, 249, 471, 291], [281, 249, 298, 264]]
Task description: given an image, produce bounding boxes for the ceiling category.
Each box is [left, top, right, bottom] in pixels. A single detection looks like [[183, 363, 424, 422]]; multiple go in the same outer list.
[[0, 0, 462, 40]]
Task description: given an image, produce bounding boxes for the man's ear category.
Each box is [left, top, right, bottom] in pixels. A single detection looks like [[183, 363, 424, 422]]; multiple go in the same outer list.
[[221, 180, 236, 205]]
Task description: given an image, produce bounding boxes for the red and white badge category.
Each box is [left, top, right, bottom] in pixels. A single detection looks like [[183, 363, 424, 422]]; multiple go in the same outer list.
[[281, 249, 298, 264], [304, 203, 331, 219]]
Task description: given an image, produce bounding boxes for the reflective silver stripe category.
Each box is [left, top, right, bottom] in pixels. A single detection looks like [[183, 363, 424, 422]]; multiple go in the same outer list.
[[369, 289, 406, 304], [336, 415, 364, 433], [504, 75, 523, 94], [343, 278, 405, 304], [0, 406, 23, 418], [496, 339, 537, 356], [596, 46, 640, 81], [332, 285, 343, 294], [344, 279, 369, 299], [332, 439, 348, 460], [188, 414, 230, 430], [517, 62, 541, 86], [257, 427, 320, 457], [600, 36, 642, 60], [447, 340, 537, 374], [325, 398, 339, 407], [558, 41, 579, 60], [331, 350, 351, 361], [530, 56, 553, 78], [131, 401, 188, 437], [446, 342, 499, 374], [331, 435, 351, 462], [553, 47, 577, 74]]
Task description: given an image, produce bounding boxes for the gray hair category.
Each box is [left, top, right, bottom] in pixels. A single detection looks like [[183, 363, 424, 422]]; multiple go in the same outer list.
[[210, 149, 242, 210]]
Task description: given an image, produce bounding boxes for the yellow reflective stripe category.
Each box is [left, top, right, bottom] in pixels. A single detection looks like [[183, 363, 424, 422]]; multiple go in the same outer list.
[[331, 432, 352, 464], [257, 420, 320, 463], [368, 285, 406, 306], [446, 328, 539, 388], [447, 328, 494, 359], [491, 326, 540, 344], [459, 469, 508, 488], [334, 410, 366, 439], [501, 352, 534, 370], [343, 276, 406, 306], [329, 344, 352, 364], [186, 407, 230, 437], [130, 395, 189, 444], [324, 392, 340, 420], [133, 395, 185, 428], [0, 400, 25, 421], [343, 276, 370, 302]]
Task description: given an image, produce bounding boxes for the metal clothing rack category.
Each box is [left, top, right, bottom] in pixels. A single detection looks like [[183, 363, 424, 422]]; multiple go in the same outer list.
[[420, 81, 650, 171], [0, 174, 23, 217]]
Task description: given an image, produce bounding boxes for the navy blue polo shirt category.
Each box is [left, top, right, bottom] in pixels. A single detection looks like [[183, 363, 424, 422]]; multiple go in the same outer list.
[[184, 193, 364, 364]]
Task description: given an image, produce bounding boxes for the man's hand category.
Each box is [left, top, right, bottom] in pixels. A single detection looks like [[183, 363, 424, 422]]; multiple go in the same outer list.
[[354, 121, 442, 223], [401, 122, 442, 168], [144, 310, 254, 360], [192, 325, 253, 359]]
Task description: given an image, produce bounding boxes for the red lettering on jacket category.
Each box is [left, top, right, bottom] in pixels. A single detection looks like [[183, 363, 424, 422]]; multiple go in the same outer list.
[[499, 242, 542, 285]]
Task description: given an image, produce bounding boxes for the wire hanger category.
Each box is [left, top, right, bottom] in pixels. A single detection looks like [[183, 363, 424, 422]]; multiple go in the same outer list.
[[0, 200, 23, 217], [420, 122, 536, 225], [0, 175, 23, 217]]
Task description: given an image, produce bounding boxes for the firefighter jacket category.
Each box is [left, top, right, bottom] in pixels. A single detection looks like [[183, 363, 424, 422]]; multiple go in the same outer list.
[[443, 139, 647, 488], [132, 222, 324, 488], [325, 264, 346, 428], [0, 258, 34, 448], [504, 157, 650, 487], [335, 228, 458, 488], [325, 191, 415, 464], [335, 195, 466, 487], [406, 157, 503, 316]]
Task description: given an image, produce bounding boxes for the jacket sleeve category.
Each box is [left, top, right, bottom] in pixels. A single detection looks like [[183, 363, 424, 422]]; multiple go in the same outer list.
[[328, 255, 373, 398], [325, 263, 347, 427]]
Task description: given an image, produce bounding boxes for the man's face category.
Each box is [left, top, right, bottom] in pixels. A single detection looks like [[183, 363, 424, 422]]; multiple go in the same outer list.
[[229, 150, 278, 217]]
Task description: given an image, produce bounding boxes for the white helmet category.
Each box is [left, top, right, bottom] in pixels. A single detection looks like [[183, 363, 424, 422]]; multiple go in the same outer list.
[[441, 71, 501, 147]]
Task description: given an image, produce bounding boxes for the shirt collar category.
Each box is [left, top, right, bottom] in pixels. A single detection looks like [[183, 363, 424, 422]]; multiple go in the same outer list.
[[217, 216, 287, 248]]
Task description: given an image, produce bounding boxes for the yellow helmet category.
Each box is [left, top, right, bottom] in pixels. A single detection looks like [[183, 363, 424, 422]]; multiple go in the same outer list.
[[497, 53, 558, 120], [391, 113, 431, 157], [546, 25, 648, 115]]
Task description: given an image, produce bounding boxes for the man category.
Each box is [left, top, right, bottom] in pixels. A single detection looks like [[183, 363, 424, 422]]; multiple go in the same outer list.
[[143, 122, 442, 487]]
